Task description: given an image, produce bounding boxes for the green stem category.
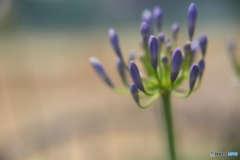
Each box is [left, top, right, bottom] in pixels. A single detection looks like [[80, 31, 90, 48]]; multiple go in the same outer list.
[[161, 91, 176, 160]]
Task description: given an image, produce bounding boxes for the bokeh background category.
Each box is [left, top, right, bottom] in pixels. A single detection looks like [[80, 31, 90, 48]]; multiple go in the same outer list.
[[0, 0, 240, 160]]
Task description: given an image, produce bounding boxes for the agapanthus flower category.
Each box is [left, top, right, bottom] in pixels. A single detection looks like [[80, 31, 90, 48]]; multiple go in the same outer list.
[[90, 3, 207, 160]]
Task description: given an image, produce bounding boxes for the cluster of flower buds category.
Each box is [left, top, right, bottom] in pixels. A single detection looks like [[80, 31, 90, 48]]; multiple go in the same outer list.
[[90, 3, 208, 108], [227, 39, 240, 78]]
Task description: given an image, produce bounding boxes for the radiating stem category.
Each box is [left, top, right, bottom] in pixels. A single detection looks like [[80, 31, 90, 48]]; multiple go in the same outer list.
[[161, 91, 176, 160]]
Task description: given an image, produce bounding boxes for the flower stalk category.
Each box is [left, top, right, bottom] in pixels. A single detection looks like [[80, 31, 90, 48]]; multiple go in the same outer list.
[[161, 91, 176, 160]]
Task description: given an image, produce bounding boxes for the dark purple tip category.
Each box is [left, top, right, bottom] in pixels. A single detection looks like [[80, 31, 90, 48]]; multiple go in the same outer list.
[[184, 41, 192, 55], [171, 48, 183, 81], [116, 58, 126, 81], [157, 32, 165, 44], [189, 63, 199, 90], [199, 34, 208, 57], [89, 57, 114, 88], [130, 82, 139, 104], [171, 23, 179, 38], [153, 6, 163, 31], [148, 35, 159, 69], [129, 61, 145, 92], [188, 3, 197, 40], [109, 28, 123, 62], [140, 22, 150, 44]]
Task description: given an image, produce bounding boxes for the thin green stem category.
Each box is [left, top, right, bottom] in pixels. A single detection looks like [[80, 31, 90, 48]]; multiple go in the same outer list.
[[171, 89, 192, 98], [161, 91, 176, 160], [137, 92, 159, 109]]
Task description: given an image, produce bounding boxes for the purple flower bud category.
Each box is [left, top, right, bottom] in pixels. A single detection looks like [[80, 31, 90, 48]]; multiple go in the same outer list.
[[109, 28, 123, 62], [116, 58, 126, 82], [171, 23, 179, 39], [130, 82, 139, 104], [189, 64, 199, 90], [199, 33, 208, 57], [184, 41, 191, 55], [89, 57, 114, 88], [198, 59, 205, 71], [157, 32, 165, 44], [198, 59, 205, 78], [140, 22, 150, 44], [171, 48, 183, 81], [191, 39, 199, 54], [148, 35, 159, 69], [188, 3, 197, 41], [128, 51, 135, 62], [129, 61, 145, 92], [142, 9, 152, 31], [153, 6, 163, 31], [162, 56, 168, 65]]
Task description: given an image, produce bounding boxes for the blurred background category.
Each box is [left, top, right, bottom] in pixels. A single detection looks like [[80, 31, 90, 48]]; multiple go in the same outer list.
[[0, 0, 240, 159]]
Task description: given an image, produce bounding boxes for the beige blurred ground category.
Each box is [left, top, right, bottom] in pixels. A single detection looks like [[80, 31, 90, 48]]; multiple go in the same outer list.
[[0, 24, 239, 160]]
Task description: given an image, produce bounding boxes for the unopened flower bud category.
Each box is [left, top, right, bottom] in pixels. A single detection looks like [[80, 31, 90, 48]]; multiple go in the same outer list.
[[116, 58, 126, 83], [89, 57, 114, 88], [198, 59, 205, 78], [188, 3, 197, 41], [109, 28, 124, 62], [171, 48, 183, 81], [148, 35, 159, 69], [199, 33, 208, 57], [129, 61, 145, 92], [130, 82, 139, 104], [189, 63, 199, 90]]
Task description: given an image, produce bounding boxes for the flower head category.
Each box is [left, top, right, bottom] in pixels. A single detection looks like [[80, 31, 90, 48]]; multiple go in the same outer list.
[[90, 3, 206, 107]]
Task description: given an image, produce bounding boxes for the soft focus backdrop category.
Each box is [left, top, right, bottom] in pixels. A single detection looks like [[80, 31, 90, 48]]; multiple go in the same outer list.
[[0, 0, 240, 160]]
